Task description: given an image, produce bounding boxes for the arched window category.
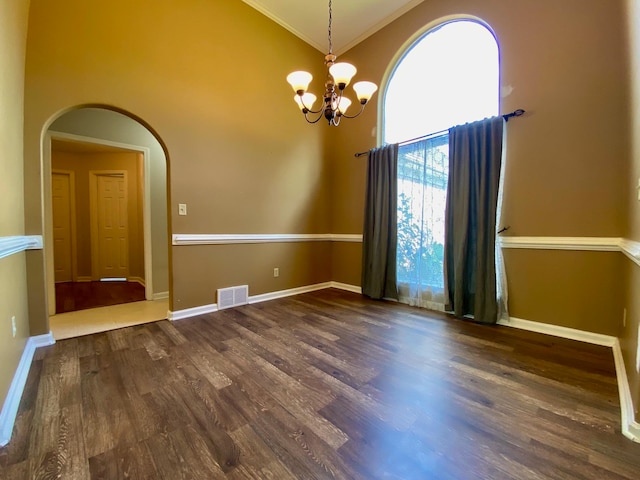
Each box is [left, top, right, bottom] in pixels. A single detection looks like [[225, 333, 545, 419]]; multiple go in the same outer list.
[[384, 20, 500, 311], [383, 20, 499, 144]]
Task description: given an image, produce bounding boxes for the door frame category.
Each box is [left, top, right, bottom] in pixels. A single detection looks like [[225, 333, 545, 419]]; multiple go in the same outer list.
[[89, 170, 129, 281], [51, 169, 78, 282], [44, 131, 154, 314]]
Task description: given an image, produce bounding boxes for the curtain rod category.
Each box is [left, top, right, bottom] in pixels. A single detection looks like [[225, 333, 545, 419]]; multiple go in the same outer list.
[[354, 109, 525, 157]]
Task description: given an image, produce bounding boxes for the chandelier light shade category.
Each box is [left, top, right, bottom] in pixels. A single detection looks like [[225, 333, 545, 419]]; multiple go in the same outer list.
[[286, 0, 378, 126]]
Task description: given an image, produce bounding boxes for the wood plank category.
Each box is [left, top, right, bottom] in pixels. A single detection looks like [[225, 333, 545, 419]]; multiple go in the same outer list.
[[3, 289, 640, 479]]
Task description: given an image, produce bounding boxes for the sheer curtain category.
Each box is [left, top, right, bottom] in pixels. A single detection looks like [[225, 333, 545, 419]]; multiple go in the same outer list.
[[396, 134, 448, 311]]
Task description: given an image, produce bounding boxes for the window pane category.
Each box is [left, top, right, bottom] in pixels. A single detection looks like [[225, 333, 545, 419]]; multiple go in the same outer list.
[[384, 21, 499, 144], [386, 20, 499, 310], [397, 134, 448, 290]]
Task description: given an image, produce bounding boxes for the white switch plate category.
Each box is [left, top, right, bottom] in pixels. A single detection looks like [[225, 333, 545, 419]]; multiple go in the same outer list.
[[273, 267, 279, 277], [11, 316, 16, 338], [178, 203, 187, 216]]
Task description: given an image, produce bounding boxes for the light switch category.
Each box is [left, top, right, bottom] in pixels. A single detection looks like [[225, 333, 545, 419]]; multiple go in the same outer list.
[[178, 203, 187, 216]]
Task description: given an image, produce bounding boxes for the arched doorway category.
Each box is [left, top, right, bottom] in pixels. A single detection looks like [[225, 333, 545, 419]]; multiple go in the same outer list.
[[42, 106, 170, 338]]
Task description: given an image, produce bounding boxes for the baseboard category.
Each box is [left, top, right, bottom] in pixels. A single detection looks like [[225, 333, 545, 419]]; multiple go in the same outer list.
[[0, 332, 55, 447], [612, 340, 640, 442], [330, 281, 362, 294], [248, 282, 332, 304], [169, 281, 363, 321], [498, 317, 639, 442], [497, 317, 617, 347], [168, 302, 219, 321], [128, 277, 146, 287], [152, 291, 169, 301]]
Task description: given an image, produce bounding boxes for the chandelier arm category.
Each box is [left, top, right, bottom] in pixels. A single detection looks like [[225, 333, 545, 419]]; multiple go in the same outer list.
[[304, 111, 326, 124], [298, 94, 325, 114], [339, 103, 367, 119]]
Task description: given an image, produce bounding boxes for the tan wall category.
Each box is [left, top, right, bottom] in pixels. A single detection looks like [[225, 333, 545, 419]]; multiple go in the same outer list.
[[173, 243, 331, 310], [624, 0, 640, 421], [330, 0, 629, 333], [51, 150, 144, 281], [628, 0, 640, 241], [503, 250, 624, 336], [23, 0, 329, 329], [0, 0, 31, 410], [50, 108, 170, 293]]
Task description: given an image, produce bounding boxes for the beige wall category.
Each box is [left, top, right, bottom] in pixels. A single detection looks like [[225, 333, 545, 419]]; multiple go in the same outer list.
[[50, 108, 170, 293], [10, 0, 640, 430], [0, 0, 31, 410], [624, 0, 640, 421], [330, 0, 629, 333], [52, 149, 144, 281], [173, 243, 331, 310], [503, 250, 624, 336], [23, 0, 329, 328]]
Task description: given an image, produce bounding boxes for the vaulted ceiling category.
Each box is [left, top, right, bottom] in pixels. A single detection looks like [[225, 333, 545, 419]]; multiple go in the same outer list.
[[241, 0, 424, 54]]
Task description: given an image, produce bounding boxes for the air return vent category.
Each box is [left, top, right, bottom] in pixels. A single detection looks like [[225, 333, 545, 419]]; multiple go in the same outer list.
[[217, 285, 249, 310]]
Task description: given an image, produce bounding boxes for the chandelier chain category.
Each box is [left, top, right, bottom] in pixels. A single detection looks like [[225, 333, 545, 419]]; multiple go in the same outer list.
[[328, 0, 333, 54]]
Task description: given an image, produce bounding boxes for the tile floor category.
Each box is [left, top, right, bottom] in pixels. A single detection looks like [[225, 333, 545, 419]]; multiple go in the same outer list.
[[49, 299, 169, 340]]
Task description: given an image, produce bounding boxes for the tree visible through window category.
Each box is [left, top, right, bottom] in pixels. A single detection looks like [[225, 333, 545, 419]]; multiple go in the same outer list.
[[384, 20, 499, 310]]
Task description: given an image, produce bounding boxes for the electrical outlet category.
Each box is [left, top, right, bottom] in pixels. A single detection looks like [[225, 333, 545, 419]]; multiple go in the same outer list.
[[11, 316, 16, 338], [623, 308, 627, 328], [273, 267, 279, 278], [178, 203, 187, 216]]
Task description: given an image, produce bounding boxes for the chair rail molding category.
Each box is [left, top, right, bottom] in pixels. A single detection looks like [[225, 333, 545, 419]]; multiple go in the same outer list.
[[172, 233, 363, 245], [498, 236, 622, 251], [0, 235, 43, 260], [498, 236, 640, 267], [620, 238, 640, 267]]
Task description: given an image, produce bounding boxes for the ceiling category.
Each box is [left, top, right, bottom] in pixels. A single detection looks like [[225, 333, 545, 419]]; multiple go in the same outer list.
[[241, 0, 424, 55]]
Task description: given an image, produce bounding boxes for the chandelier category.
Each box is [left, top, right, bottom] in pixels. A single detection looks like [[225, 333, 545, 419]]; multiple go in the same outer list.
[[286, 0, 378, 126]]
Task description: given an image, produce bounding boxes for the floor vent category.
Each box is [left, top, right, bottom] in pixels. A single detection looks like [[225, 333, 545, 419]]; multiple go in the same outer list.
[[217, 285, 249, 310]]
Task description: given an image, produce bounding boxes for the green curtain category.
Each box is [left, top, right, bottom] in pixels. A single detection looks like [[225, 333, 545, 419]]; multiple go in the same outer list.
[[444, 117, 504, 323], [361, 143, 399, 300]]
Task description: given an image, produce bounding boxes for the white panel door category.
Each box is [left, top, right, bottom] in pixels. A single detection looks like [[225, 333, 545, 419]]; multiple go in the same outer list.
[[52, 172, 73, 282], [91, 172, 129, 280]]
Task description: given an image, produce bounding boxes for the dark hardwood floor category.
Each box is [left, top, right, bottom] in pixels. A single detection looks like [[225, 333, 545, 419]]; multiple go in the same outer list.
[[2, 288, 640, 479], [55, 281, 146, 313]]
